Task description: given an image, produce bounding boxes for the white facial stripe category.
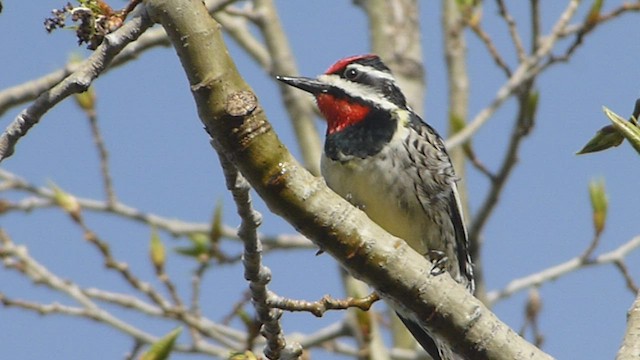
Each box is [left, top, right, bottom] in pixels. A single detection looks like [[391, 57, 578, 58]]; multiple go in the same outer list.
[[348, 64, 395, 81], [318, 74, 398, 112]]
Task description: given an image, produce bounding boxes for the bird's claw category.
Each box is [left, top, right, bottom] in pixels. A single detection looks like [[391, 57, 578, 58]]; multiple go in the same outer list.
[[427, 250, 448, 276]]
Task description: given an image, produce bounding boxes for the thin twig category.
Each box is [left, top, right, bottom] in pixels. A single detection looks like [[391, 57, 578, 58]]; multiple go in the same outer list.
[[268, 292, 380, 318], [0, 8, 153, 162], [60, 204, 248, 348], [154, 265, 184, 310], [213, 138, 302, 359], [613, 260, 639, 294], [190, 262, 209, 318], [78, 218, 173, 310], [487, 236, 640, 305], [0, 168, 314, 249], [468, 21, 512, 77], [0, 0, 239, 134], [0, 229, 227, 356], [446, 0, 580, 149], [469, 87, 536, 265], [84, 287, 163, 316], [87, 111, 117, 206], [213, 10, 271, 68], [580, 233, 603, 261], [495, 0, 526, 61], [544, 3, 640, 70], [465, 147, 496, 181], [559, 3, 640, 37], [124, 340, 144, 360], [296, 321, 351, 349], [530, 0, 541, 52], [85, 284, 246, 349], [519, 288, 544, 347]]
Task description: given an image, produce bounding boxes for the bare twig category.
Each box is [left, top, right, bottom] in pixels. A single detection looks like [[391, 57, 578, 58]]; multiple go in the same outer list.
[[530, 0, 541, 52], [213, 10, 271, 68], [580, 233, 603, 261], [83, 287, 163, 316], [550, 3, 640, 68], [153, 262, 184, 310], [519, 288, 544, 348], [0, 168, 314, 249], [465, 148, 495, 181], [190, 262, 209, 318], [0, 63, 78, 117], [496, 0, 526, 61], [268, 292, 380, 317], [0, 229, 227, 356], [446, 0, 580, 149], [613, 260, 639, 294], [0, 8, 153, 162], [86, 110, 118, 206], [50, 190, 253, 349], [213, 139, 302, 359], [0, 0, 239, 132], [296, 321, 351, 348], [468, 21, 512, 77], [124, 340, 145, 360], [469, 89, 536, 251], [73, 212, 174, 310], [0, 294, 86, 316], [0, 27, 169, 117], [487, 236, 640, 305]]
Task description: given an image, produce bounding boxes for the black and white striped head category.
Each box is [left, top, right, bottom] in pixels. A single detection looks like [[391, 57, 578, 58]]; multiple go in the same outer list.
[[277, 54, 407, 134]]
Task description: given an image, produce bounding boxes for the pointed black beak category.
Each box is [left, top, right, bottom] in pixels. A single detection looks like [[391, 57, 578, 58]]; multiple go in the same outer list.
[[276, 75, 331, 95]]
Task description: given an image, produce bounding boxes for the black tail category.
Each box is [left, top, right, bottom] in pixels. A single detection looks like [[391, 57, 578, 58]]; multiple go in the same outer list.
[[397, 313, 441, 360]]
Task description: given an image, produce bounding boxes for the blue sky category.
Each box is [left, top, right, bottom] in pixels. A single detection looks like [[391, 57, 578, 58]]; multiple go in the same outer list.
[[1, 1, 640, 359]]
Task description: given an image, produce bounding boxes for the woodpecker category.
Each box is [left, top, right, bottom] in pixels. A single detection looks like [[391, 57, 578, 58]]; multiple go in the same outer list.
[[277, 54, 474, 359]]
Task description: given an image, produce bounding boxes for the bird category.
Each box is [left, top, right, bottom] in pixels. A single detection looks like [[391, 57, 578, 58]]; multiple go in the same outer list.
[[276, 54, 474, 359]]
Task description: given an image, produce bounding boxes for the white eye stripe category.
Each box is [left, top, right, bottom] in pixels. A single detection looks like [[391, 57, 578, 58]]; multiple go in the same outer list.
[[347, 64, 395, 81], [318, 74, 399, 112]]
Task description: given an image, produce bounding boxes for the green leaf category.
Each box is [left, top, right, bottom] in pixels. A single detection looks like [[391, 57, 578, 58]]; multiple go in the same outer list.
[[576, 124, 624, 154], [603, 106, 640, 154], [585, 0, 604, 29], [174, 233, 210, 259], [140, 327, 182, 360], [50, 182, 82, 221], [228, 351, 259, 360], [588, 179, 608, 236], [70, 54, 96, 115], [523, 90, 539, 125], [149, 227, 166, 270], [210, 200, 223, 244], [455, 0, 475, 8], [449, 113, 466, 134]]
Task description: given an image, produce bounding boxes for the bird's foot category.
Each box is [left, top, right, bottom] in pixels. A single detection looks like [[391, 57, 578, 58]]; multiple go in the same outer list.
[[426, 250, 448, 276]]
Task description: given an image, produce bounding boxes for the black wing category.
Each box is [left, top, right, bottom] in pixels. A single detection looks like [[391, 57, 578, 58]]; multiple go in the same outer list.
[[407, 112, 474, 292]]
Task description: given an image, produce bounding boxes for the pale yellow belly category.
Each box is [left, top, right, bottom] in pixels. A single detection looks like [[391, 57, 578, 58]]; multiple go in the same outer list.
[[321, 154, 439, 255]]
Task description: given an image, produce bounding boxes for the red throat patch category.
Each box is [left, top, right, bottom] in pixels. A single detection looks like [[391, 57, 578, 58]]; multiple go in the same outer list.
[[316, 94, 371, 135]]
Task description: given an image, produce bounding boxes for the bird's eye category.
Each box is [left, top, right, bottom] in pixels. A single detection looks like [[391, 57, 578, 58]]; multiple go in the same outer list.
[[344, 68, 359, 80]]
